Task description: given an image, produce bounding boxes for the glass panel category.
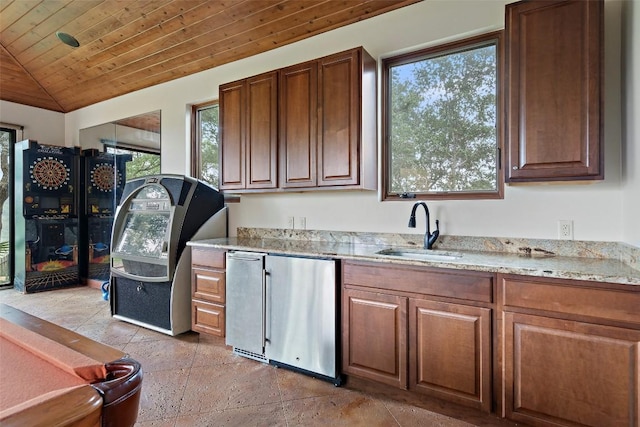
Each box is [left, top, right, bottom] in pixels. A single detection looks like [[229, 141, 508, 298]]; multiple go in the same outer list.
[[115, 212, 170, 258], [196, 103, 219, 186], [0, 128, 13, 287]]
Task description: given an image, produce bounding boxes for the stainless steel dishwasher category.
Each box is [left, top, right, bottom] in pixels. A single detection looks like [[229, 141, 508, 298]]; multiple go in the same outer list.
[[225, 251, 340, 385]]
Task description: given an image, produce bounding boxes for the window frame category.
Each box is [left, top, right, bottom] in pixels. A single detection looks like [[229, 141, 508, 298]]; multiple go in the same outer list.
[[381, 31, 504, 201], [0, 124, 20, 288], [190, 100, 219, 181]]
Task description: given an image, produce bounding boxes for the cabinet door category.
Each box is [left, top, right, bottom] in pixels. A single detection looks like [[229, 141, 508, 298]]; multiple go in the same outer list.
[[505, 0, 603, 182], [504, 312, 640, 427], [219, 80, 245, 190], [409, 299, 492, 412], [342, 288, 408, 389], [279, 61, 317, 188], [317, 49, 359, 186], [192, 267, 225, 304], [246, 72, 278, 189]]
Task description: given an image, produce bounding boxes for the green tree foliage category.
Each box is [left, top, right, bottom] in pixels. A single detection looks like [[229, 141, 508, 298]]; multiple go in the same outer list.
[[389, 43, 498, 194], [122, 151, 160, 180], [199, 105, 219, 187]]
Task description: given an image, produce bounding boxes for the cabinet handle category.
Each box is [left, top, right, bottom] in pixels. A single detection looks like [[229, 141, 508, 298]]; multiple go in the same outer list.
[[512, 166, 518, 170]]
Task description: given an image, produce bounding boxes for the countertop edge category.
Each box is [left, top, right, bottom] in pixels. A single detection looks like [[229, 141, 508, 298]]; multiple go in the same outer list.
[[187, 239, 640, 287]]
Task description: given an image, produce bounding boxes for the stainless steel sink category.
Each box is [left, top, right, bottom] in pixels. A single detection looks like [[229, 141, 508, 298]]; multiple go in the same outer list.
[[375, 248, 463, 261]]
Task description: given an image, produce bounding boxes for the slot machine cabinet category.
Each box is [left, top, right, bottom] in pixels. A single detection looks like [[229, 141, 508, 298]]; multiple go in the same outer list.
[[110, 175, 227, 335], [13, 140, 81, 293], [80, 150, 131, 285]]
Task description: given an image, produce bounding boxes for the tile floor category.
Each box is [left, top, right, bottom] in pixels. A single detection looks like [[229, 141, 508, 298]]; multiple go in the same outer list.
[[0, 286, 519, 427]]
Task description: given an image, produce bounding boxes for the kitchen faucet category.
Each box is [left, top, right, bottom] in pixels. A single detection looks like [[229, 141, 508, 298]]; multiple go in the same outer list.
[[408, 202, 439, 249]]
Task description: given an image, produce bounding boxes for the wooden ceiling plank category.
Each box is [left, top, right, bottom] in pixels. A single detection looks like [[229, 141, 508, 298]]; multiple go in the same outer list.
[[266, 0, 421, 48], [0, 0, 40, 21], [0, 44, 64, 111], [1, 0, 72, 48], [38, 0, 278, 87], [34, 0, 216, 85], [23, 0, 173, 74], [0, 0, 42, 46], [9, 0, 101, 59], [37, 0, 282, 89], [15, 0, 123, 66], [54, 1, 394, 107], [0, 0, 418, 111], [48, 0, 325, 91]]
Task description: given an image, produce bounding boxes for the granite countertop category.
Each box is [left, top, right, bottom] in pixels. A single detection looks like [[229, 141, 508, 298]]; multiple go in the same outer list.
[[188, 235, 640, 286]]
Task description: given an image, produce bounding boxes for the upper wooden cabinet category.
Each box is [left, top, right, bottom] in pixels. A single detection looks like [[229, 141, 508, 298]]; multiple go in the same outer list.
[[317, 49, 376, 188], [505, 0, 604, 182], [220, 47, 377, 192], [279, 61, 318, 188], [219, 71, 278, 191]]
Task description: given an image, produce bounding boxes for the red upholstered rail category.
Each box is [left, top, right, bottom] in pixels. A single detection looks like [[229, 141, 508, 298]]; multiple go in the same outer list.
[[0, 318, 107, 414]]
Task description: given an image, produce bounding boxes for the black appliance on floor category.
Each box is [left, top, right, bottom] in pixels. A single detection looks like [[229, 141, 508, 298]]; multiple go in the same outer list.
[[13, 140, 81, 293], [109, 175, 227, 335]]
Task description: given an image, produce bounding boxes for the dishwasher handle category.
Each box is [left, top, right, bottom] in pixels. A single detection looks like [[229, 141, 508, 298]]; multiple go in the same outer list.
[[227, 251, 267, 262]]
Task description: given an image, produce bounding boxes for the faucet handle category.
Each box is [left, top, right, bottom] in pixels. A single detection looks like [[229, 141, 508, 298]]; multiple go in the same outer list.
[[427, 219, 440, 249]]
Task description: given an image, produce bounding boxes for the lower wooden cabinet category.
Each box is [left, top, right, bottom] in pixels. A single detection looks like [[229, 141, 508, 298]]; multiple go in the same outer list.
[[342, 260, 494, 412], [499, 274, 640, 427], [503, 312, 640, 427], [409, 299, 492, 412], [342, 288, 407, 389], [191, 248, 226, 337]]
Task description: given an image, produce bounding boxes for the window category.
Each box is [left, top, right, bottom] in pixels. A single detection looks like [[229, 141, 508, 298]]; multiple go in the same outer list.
[[191, 102, 219, 187], [382, 31, 503, 200]]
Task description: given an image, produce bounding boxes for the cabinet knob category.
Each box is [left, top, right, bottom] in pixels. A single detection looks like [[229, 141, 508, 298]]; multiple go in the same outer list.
[[512, 166, 518, 170]]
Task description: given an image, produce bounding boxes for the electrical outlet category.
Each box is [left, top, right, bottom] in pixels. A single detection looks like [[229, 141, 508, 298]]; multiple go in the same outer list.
[[558, 220, 573, 240], [298, 217, 306, 230], [287, 216, 294, 229]]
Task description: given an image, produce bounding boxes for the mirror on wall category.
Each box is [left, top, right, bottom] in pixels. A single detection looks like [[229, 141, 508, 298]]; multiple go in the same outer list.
[[78, 110, 161, 285], [79, 110, 161, 180]]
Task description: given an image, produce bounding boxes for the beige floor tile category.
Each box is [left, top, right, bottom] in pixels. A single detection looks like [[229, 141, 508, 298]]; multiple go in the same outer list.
[[174, 402, 287, 427], [179, 362, 280, 414], [282, 392, 400, 426], [276, 367, 343, 402], [124, 335, 199, 373], [382, 399, 475, 427], [137, 368, 190, 422], [191, 334, 239, 367]]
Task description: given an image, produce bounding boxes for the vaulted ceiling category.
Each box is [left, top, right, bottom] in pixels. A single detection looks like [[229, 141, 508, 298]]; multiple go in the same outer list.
[[0, 0, 418, 113]]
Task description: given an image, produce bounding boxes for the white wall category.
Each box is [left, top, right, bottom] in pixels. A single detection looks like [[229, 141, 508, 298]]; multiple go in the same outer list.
[[6, 0, 634, 243], [0, 100, 65, 145], [622, 0, 640, 247]]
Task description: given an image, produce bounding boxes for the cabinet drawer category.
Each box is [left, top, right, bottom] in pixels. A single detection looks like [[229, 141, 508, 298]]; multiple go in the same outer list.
[[192, 248, 225, 269], [344, 261, 493, 303], [500, 275, 640, 326], [192, 300, 225, 336], [192, 267, 225, 303]]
